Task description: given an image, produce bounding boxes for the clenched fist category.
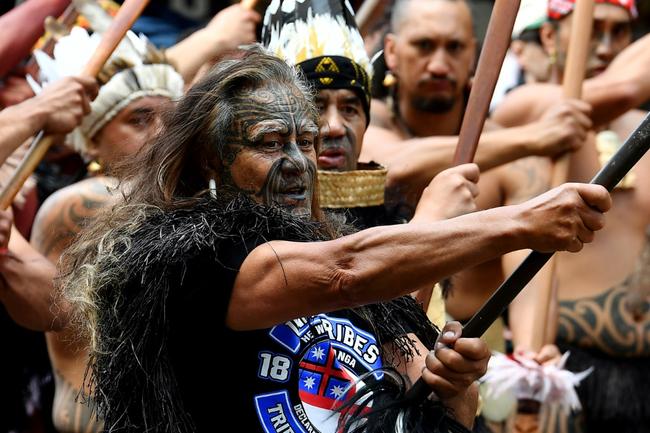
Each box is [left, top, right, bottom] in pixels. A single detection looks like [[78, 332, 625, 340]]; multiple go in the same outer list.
[[412, 163, 480, 222], [31, 76, 98, 134], [515, 183, 611, 253], [526, 99, 593, 158], [423, 321, 490, 400]]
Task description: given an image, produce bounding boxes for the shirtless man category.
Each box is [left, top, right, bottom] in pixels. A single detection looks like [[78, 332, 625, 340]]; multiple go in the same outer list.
[[359, 0, 594, 337], [0, 74, 96, 433], [362, 0, 592, 212], [492, 1, 650, 431]]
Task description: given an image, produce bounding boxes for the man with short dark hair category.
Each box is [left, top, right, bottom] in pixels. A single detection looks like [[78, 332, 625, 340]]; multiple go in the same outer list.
[[362, 0, 592, 212]]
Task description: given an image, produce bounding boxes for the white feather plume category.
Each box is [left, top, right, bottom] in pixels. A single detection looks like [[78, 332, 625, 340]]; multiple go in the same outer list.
[[29, 20, 183, 155], [265, 3, 372, 78]]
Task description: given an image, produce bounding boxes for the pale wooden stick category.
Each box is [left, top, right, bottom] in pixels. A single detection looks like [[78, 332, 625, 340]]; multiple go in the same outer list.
[[529, 0, 595, 352], [551, 0, 596, 185], [355, 0, 383, 36], [0, 0, 150, 210]]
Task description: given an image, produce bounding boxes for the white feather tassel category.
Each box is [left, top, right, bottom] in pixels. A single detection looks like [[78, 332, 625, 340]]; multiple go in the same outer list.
[[480, 351, 593, 420]]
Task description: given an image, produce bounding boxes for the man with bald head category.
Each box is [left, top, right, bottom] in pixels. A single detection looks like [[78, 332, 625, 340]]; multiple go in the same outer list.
[[362, 0, 591, 211], [385, 0, 476, 133]]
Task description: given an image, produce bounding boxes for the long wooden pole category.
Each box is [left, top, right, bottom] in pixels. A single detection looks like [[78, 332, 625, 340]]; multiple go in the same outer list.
[[0, 0, 150, 210], [404, 0, 521, 403], [421, 0, 521, 312], [452, 0, 521, 165], [530, 0, 595, 352]]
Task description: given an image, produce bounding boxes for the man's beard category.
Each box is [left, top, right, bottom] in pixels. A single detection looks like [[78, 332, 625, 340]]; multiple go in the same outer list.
[[411, 95, 456, 113]]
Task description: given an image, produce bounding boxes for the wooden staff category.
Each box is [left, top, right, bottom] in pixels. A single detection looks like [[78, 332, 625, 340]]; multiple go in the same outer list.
[[0, 0, 150, 210], [421, 0, 521, 312], [452, 0, 521, 165], [530, 0, 595, 352], [404, 0, 522, 403], [549, 0, 596, 188], [355, 0, 384, 37]]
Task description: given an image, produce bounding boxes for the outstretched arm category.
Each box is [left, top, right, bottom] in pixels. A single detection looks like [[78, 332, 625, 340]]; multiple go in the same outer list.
[[227, 183, 611, 330], [367, 100, 590, 206]]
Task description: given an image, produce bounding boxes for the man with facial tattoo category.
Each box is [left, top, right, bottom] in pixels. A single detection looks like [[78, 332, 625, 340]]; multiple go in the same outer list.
[[58, 47, 613, 433]]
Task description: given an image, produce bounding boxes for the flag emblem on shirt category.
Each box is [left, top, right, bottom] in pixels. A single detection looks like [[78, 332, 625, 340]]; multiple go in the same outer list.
[[298, 341, 354, 409]]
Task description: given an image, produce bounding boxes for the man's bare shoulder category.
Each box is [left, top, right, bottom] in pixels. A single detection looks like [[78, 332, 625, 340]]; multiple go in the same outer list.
[[369, 98, 394, 129], [362, 102, 404, 163], [31, 176, 116, 260], [36, 176, 115, 217], [492, 83, 561, 127], [361, 125, 404, 163]]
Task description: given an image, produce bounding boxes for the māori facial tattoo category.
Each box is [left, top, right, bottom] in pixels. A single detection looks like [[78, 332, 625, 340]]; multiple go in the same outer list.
[[220, 84, 319, 216]]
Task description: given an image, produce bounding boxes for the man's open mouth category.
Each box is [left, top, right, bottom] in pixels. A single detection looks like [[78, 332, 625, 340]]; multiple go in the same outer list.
[[280, 185, 307, 200], [318, 147, 347, 169]]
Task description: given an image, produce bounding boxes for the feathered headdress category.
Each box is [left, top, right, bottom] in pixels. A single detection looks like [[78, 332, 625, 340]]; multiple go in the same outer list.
[[262, 0, 372, 123], [29, 0, 184, 155]]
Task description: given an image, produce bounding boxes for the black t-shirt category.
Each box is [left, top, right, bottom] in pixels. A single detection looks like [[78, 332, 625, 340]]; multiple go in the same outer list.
[[168, 236, 387, 433], [342, 204, 406, 231]]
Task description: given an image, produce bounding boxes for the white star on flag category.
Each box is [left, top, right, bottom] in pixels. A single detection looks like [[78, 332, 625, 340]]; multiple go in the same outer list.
[[330, 385, 346, 398], [303, 376, 316, 390], [311, 346, 325, 361]]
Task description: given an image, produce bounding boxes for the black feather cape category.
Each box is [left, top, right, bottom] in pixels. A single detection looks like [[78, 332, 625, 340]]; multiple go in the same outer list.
[[90, 192, 441, 432]]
